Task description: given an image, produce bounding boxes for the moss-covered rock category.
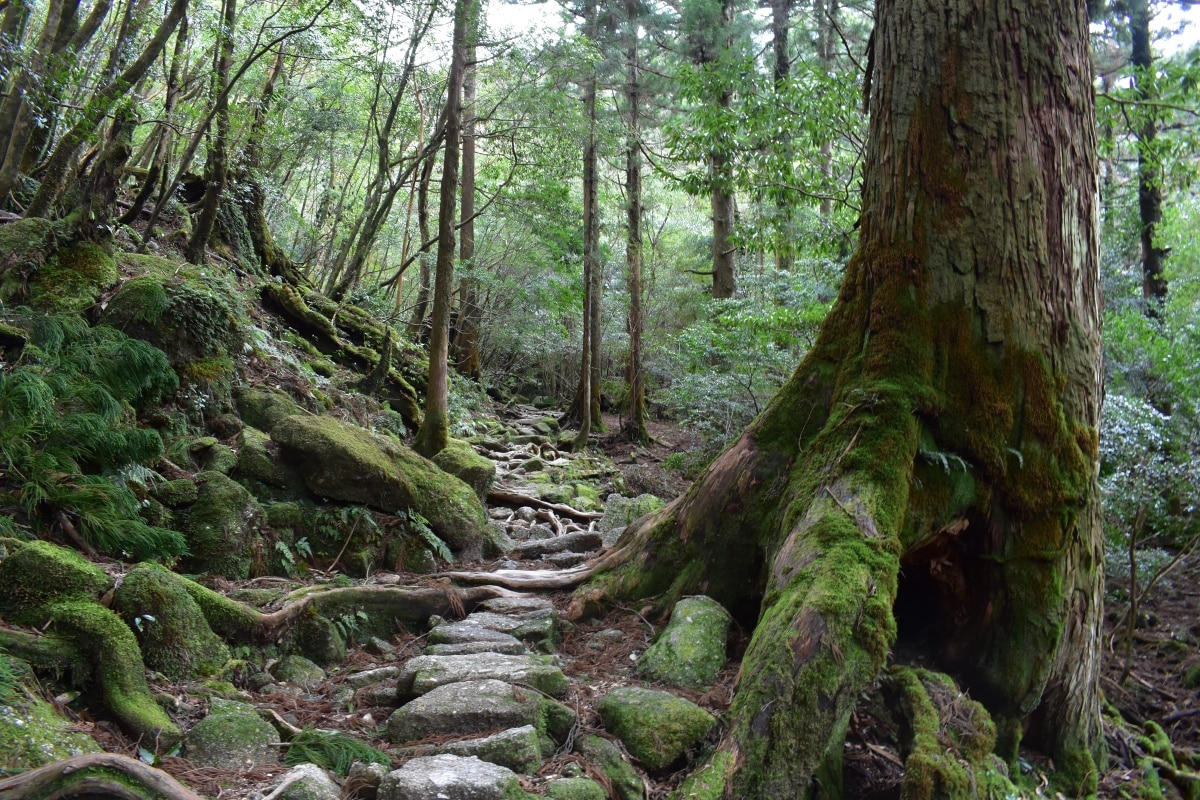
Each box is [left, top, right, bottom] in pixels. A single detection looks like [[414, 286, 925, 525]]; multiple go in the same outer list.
[[600, 493, 665, 533], [271, 415, 486, 554], [179, 471, 263, 579], [273, 655, 326, 689], [637, 596, 731, 689], [112, 562, 229, 680], [432, 439, 496, 503], [596, 687, 716, 771], [0, 217, 55, 306], [103, 272, 243, 366], [183, 708, 280, 769], [150, 477, 198, 507], [235, 426, 294, 487], [576, 734, 645, 800], [30, 240, 119, 312], [545, 777, 607, 800], [0, 695, 102, 771], [235, 387, 305, 434], [293, 615, 346, 667]]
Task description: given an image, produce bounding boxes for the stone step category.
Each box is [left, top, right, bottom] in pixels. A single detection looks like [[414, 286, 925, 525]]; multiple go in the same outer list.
[[396, 653, 569, 698]]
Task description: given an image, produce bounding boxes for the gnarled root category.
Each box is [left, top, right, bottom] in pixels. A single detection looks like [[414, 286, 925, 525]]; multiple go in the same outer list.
[[0, 753, 204, 800]]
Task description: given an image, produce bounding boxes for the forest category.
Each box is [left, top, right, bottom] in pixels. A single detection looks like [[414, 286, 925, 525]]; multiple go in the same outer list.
[[0, 0, 1198, 798]]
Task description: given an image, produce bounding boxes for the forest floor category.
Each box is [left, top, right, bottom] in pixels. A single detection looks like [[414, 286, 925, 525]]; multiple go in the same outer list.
[[45, 412, 1200, 799]]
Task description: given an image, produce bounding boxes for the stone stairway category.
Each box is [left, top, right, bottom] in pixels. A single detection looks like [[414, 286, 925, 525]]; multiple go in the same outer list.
[[230, 516, 733, 800]]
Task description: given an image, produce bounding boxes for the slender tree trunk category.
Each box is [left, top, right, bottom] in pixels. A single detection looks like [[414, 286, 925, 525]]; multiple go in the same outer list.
[[187, 0, 236, 265], [452, 15, 481, 380], [710, 0, 735, 299], [24, 0, 190, 218], [816, 0, 837, 219], [566, 0, 600, 433], [407, 151, 437, 341], [120, 10, 189, 226], [1130, 0, 1167, 312], [621, 0, 649, 445], [413, 0, 474, 459], [583, 0, 1103, 794], [771, 0, 794, 272]]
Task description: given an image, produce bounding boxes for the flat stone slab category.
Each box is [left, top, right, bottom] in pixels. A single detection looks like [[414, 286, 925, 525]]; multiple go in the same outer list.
[[511, 531, 603, 559], [397, 725, 544, 774], [387, 679, 543, 743], [377, 754, 530, 800], [429, 621, 527, 645], [426, 639, 527, 656], [397, 653, 568, 698], [478, 596, 555, 614]]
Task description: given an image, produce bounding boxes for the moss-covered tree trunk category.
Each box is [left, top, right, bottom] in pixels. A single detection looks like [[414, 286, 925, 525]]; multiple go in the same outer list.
[[583, 0, 1104, 794]]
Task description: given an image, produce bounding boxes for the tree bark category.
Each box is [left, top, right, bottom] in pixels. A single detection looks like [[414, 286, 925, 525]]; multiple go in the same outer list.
[[621, 0, 649, 445], [710, 0, 735, 299], [186, 0, 236, 265], [413, 0, 474, 459], [1130, 0, 1167, 312], [579, 0, 1104, 794], [452, 14, 482, 379]]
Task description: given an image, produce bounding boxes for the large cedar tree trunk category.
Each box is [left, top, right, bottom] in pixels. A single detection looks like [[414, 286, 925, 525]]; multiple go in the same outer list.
[[581, 0, 1104, 793]]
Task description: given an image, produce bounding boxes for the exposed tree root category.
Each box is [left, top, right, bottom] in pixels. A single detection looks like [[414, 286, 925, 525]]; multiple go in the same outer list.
[[486, 490, 604, 520], [0, 753, 205, 800]]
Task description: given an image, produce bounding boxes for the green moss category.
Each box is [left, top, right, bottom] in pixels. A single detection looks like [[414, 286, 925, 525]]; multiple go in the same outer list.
[[179, 472, 262, 579], [431, 438, 496, 502], [545, 777, 607, 800], [577, 734, 645, 800], [669, 751, 734, 800], [46, 599, 181, 746], [178, 575, 265, 640], [234, 387, 305, 434], [112, 562, 229, 680], [0, 540, 112, 618], [0, 695, 102, 772], [30, 241, 118, 312], [182, 708, 279, 768], [637, 596, 732, 689], [596, 687, 716, 771], [103, 273, 243, 367]]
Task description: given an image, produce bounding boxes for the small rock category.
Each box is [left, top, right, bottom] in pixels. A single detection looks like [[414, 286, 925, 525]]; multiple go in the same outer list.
[[272, 655, 326, 689], [400, 725, 544, 774], [425, 640, 527, 656], [547, 552, 589, 567], [587, 629, 627, 651], [479, 597, 555, 614], [636, 595, 732, 689], [267, 763, 341, 800], [344, 666, 401, 690], [516, 506, 537, 522], [545, 777, 607, 800], [356, 685, 398, 706], [576, 735, 645, 800], [364, 636, 396, 656], [387, 679, 544, 743], [511, 531, 603, 559], [182, 710, 280, 769], [346, 761, 388, 800]]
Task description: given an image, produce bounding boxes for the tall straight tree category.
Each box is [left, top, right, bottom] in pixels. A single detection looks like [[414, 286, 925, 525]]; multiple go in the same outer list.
[[620, 0, 650, 444], [1129, 0, 1168, 312], [413, 0, 475, 458], [452, 3, 482, 379], [708, 0, 736, 298], [573, 0, 1105, 792], [565, 0, 603, 442]]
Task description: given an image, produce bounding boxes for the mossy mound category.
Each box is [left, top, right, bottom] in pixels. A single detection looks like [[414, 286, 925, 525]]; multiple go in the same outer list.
[[235, 426, 295, 488], [576, 734, 645, 800], [0, 218, 55, 306], [431, 439, 496, 502], [179, 471, 263, 579], [637, 595, 732, 689], [29, 240, 119, 312], [0, 540, 112, 618], [596, 687, 716, 771], [271, 415, 485, 554], [0, 694, 102, 772], [183, 708, 280, 769], [235, 387, 305, 434], [600, 493, 666, 533], [112, 562, 230, 680], [101, 272, 243, 368], [544, 777, 607, 800]]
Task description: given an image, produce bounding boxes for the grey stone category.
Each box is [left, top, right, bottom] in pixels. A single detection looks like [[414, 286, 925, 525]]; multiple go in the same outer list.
[[345, 666, 401, 690], [346, 761, 388, 799], [478, 597, 555, 614], [377, 754, 531, 800], [425, 640, 527, 656], [387, 679, 543, 743], [428, 621, 526, 647], [546, 552, 589, 567], [269, 763, 341, 800], [356, 685, 398, 706], [364, 637, 396, 656], [587, 629, 626, 651], [545, 777, 607, 800], [636, 595, 732, 689], [600, 493, 664, 533], [510, 531, 603, 559], [456, 610, 556, 648], [400, 725, 544, 774]]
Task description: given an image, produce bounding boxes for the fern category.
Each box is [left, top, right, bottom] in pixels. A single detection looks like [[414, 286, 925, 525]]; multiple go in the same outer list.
[[410, 512, 452, 563], [284, 729, 390, 775]]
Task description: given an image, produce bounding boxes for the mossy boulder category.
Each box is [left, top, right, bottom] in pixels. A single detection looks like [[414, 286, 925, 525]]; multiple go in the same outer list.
[[636, 596, 731, 689], [235, 426, 297, 487], [272, 655, 326, 689], [28, 239, 118, 312], [179, 471, 263, 579], [0, 217, 55, 306], [432, 439, 496, 503], [596, 687, 716, 771], [271, 415, 486, 554], [235, 387, 305, 434], [111, 562, 229, 680], [183, 708, 280, 769], [150, 477, 198, 507], [0, 695, 102, 771], [600, 493, 665, 533], [101, 272, 243, 368]]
